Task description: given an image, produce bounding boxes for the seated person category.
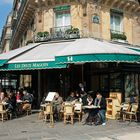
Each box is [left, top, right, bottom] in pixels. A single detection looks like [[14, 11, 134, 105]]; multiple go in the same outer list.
[[0, 90, 9, 103], [66, 92, 76, 103], [81, 94, 94, 125], [80, 91, 87, 105], [6, 92, 17, 114], [22, 91, 33, 111], [16, 90, 23, 101], [52, 92, 63, 120], [89, 92, 106, 125]]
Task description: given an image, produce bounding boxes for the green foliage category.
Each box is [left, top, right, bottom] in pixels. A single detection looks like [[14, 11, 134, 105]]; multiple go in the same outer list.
[[72, 28, 79, 34], [65, 27, 79, 34], [37, 31, 49, 37], [37, 32, 43, 37], [111, 32, 127, 40], [43, 31, 49, 37]]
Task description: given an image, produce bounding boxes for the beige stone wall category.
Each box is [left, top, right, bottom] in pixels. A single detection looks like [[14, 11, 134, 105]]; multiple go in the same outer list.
[[123, 13, 133, 44], [101, 6, 110, 41], [20, 2, 140, 46], [71, 5, 82, 31], [43, 9, 54, 33], [132, 15, 140, 46]]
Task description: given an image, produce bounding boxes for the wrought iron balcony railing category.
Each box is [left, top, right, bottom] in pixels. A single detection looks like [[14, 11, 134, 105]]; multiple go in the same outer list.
[[12, 0, 27, 34], [110, 29, 127, 41], [34, 25, 80, 42]]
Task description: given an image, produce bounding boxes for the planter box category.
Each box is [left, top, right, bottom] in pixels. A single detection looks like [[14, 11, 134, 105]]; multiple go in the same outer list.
[[112, 39, 128, 43]]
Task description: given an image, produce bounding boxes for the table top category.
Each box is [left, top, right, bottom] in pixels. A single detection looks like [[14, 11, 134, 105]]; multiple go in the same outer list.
[[0, 102, 8, 105], [82, 105, 99, 109], [17, 100, 23, 103], [40, 104, 46, 107]]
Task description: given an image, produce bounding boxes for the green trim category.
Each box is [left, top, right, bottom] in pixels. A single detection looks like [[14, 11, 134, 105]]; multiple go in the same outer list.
[[127, 48, 140, 52], [56, 54, 140, 64], [0, 59, 8, 66], [0, 61, 66, 71], [54, 5, 70, 11]]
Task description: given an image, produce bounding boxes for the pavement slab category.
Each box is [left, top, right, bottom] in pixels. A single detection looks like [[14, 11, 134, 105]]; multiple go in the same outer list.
[[0, 111, 140, 140]]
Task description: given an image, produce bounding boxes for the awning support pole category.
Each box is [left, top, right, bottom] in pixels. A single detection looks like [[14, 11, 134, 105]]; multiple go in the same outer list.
[[37, 70, 41, 106]]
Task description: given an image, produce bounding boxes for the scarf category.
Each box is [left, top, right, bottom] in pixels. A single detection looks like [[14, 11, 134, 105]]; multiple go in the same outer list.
[[94, 97, 101, 106]]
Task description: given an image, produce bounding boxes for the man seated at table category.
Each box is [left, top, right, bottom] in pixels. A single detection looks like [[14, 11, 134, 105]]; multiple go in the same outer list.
[[52, 92, 63, 121], [22, 91, 33, 112], [66, 92, 76, 103], [89, 92, 106, 126]]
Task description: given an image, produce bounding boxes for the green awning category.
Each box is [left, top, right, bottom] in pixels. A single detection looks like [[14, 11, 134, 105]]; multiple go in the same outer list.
[[0, 60, 7, 66], [56, 38, 140, 64], [127, 47, 140, 52], [0, 42, 71, 71], [0, 61, 67, 71], [56, 54, 140, 64]]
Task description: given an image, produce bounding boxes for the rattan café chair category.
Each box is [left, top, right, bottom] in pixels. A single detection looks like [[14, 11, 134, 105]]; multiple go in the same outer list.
[[123, 103, 138, 122], [0, 103, 8, 122], [116, 102, 130, 120], [44, 103, 54, 127], [63, 104, 74, 125], [74, 102, 82, 122]]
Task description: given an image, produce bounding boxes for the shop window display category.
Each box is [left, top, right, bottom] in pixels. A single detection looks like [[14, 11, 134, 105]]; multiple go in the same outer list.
[[125, 74, 139, 103]]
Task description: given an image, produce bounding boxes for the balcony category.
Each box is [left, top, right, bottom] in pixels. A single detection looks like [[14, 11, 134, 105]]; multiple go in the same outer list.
[[34, 26, 80, 43], [110, 29, 127, 43], [11, 0, 36, 49]]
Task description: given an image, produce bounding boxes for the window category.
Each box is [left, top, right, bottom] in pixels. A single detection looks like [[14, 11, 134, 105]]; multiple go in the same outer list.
[[110, 11, 123, 33], [54, 6, 71, 27]]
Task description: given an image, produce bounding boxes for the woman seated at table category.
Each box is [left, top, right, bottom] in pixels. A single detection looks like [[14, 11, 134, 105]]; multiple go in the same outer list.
[[0, 90, 9, 103], [16, 90, 23, 102], [81, 94, 94, 125]]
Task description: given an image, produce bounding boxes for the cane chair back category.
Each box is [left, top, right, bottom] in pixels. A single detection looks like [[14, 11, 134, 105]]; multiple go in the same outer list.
[[0, 103, 8, 122], [26, 104, 32, 116], [44, 103, 54, 127], [116, 102, 130, 120], [63, 104, 74, 125], [74, 102, 82, 122], [124, 103, 138, 122], [131, 103, 138, 113]]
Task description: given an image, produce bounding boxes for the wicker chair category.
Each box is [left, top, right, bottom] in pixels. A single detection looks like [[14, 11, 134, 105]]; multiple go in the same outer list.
[[44, 103, 54, 127], [63, 104, 74, 125], [116, 102, 130, 120], [123, 103, 138, 122], [0, 103, 8, 122], [74, 102, 82, 122], [26, 104, 32, 116]]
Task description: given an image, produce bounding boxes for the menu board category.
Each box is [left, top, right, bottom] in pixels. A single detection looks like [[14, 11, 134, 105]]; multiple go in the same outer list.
[[45, 92, 56, 102]]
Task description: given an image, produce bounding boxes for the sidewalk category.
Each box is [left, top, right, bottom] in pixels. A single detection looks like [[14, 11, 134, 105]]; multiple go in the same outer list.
[[0, 111, 140, 140]]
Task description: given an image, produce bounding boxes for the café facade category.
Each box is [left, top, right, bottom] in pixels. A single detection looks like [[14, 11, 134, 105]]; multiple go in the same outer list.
[[0, 38, 140, 106]]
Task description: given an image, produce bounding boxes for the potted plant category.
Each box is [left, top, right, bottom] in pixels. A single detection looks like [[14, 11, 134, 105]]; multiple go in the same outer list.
[[43, 31, 49, 37], [72, 28, 79, 34], [37, 32, 43, 37], [65, 27, 80, 39], [65, 28, 73, 35], [111, 32, 127, 42]]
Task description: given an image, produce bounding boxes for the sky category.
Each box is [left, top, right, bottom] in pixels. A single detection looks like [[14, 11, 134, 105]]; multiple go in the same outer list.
[[0, 0, 13, 36]]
